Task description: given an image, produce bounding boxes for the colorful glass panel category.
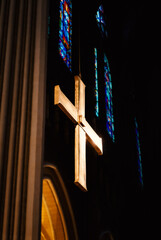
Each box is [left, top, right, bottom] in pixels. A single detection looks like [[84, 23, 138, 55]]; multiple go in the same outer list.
[[96, 5, 108, 37], [104, 54, 115, 142], [59, 0, 72, 71], [94, 48, 99, 117], [134, 118, 144, 186], [48, 16, 50, 38]]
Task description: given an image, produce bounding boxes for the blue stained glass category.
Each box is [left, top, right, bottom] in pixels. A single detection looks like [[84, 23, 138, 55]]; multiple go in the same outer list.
[[96, 5, 108, 38], [59, 0, 72, 71], [94, 48, 99, 117], [104, 54, 115, 142], [48, 16, 50, 37], [134, 118, 144, 187]]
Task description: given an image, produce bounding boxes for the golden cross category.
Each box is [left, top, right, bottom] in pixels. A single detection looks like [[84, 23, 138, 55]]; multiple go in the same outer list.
[[54, 76, 103, 191]]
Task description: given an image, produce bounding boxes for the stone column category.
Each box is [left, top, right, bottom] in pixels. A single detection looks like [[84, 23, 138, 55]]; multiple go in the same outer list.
[[0, 0, 47, 239]]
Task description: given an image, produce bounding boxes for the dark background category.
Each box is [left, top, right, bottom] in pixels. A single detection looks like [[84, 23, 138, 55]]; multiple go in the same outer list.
[[107, 1, 160, 239], [45, 1, 160, 239], [104, 1, 160, 239]]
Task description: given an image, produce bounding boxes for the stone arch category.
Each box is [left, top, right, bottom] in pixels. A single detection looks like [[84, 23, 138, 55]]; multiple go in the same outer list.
[[41, 164, 78, 240]]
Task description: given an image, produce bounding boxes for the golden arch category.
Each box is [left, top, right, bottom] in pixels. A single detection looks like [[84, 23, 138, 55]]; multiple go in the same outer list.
[[41, 179, 68, 240], [41, 165, 78, 240]]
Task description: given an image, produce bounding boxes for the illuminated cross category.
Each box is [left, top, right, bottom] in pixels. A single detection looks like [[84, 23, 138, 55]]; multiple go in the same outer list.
[[54, 76, 103, 191]]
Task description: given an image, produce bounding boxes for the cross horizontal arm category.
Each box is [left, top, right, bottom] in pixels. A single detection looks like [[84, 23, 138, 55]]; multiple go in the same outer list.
[[54, 85, 78, 124], [79, 116, 103, 155]]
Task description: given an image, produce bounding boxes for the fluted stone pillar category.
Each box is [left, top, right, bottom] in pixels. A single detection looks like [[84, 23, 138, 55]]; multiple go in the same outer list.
[[0, 0, 47, 239]]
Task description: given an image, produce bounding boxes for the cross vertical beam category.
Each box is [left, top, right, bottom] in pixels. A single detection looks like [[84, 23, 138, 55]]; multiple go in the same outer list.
[[75, 125, 86, 190], [74, 77, 86, 190]]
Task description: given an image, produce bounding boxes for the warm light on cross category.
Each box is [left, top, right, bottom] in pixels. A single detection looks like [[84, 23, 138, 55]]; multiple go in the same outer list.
[[54, 76, 103, 191]]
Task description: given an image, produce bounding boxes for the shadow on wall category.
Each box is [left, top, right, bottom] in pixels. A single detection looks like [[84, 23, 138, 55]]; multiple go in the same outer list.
[[99, 231, 114, 240]]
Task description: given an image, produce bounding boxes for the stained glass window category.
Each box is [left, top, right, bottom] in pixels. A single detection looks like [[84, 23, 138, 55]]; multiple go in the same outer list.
[[96, 5, 108, 38], [104, 54, 115, 142], [94, 48, 99, 117], [48, 16, 50, 38], [59, 0, 72, 71], [134, 118, 144, 186]]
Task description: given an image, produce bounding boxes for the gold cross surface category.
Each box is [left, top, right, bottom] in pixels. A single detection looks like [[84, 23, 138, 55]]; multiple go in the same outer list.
[[54, 76, 103, 191]]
